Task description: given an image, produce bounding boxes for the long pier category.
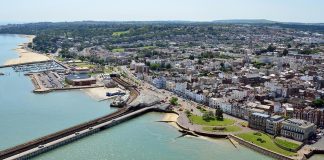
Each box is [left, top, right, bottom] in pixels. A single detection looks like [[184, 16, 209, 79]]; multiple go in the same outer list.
[[0, 60, 53, 69], [0, 77, 142, 160]]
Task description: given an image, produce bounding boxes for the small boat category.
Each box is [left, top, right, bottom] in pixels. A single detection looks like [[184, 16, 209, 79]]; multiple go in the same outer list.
[[0, 72, 5, 76]]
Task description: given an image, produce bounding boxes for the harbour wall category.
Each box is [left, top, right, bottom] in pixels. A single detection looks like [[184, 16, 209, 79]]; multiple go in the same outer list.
[[5, 106, 160, 160], [228, 134, 295, 160]]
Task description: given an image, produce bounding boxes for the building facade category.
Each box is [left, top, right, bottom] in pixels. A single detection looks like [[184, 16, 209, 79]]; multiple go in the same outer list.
[[266, 115, 284, 135], [281, 119, 316, 142], [248, 113, 270, 131]]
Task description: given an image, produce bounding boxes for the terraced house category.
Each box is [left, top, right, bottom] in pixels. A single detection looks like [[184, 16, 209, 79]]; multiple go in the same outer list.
[[281, 119, 317, 142]]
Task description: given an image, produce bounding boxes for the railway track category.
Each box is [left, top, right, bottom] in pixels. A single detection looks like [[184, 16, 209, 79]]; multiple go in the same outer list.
[[111, 77, 140, 104], [0, 77, 140, 159], [0, 107, 130, 159]]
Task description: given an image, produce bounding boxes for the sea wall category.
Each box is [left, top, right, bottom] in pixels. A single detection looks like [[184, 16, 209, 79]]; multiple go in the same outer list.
[[175, 112, 228, 138], [303, 149, 324, 159], [7, 107, 156, 160], [228, 134, 295, 160], [274, 139, 303, 153]]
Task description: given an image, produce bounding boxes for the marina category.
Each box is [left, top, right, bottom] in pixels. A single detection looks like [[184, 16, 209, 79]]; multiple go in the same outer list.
[[12, 61, 65, 73]]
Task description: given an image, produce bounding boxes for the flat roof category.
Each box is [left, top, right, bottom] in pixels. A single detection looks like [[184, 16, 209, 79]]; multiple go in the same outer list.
[[283, 118, 315, 128], [269, 115, 284, 121], [252, 112, 270, 118], [66, 74, 91, 80]]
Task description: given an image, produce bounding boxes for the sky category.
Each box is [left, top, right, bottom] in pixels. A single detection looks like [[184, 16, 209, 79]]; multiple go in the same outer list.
[[0, 0, 323, 23]]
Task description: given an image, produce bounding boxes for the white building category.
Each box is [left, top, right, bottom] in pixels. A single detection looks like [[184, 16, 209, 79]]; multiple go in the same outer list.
[[175, 82, 187, 95]]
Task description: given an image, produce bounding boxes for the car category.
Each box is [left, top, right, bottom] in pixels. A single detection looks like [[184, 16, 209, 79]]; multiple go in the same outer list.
[[89, 127, 93, 130], [75, 132, 80, 135], [38, 145, 45, 149]]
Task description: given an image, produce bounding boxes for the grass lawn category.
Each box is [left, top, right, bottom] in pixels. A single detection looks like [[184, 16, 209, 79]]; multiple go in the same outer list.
[[188, 115, 235, 126], [236, 132, 296, 156], [54, 56, 65, 62], [74, 63, 95, 68], [197, 107, 207, 113], [104, 67, 114, 73], [112, 30, 130, 36], [274, 138, 301, 151], [112, 48, 125, 52], [203, 125, 241, 132], [239, 121, 248, 127]]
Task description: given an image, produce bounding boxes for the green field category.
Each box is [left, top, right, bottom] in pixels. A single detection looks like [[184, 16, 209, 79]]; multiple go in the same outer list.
[[203, 125, 241, 132], [55, 56, 65, 62], [188, 115, 235, 126], [112, 48, 125, 52], [236, 132, 296, 156], [239, 121, 248, 127], [274, 138, 301, 151], [112, 31, 130, 36], [74, 62, 95, 68]]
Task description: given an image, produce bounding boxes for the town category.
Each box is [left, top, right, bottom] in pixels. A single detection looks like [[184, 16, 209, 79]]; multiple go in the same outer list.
[[1, 21, 324, 160]]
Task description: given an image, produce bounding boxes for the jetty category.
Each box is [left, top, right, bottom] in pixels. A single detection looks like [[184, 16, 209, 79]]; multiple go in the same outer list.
[[0, 77, 169, 160]]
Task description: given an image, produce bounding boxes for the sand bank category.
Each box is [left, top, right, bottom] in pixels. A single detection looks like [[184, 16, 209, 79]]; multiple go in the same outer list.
[[163, 113, 181, 129], [4, 35, 50, 65]]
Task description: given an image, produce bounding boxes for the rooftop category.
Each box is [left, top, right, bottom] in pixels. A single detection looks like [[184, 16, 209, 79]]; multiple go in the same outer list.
[[268, 115, 284, 122], [252, 112, 270, 118], [66, 74, 92, 80], [283, 118, 315, 128]]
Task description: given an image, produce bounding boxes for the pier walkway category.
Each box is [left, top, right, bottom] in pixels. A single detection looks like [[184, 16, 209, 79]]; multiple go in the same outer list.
[[0, 77, 166, 160], [0, 60, 52, 69], [3, 104, 168, 160]]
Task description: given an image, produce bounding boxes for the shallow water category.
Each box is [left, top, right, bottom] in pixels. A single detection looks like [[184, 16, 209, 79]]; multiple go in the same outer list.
[[33, 113, 272, 160], [0, 35, 115, 150]]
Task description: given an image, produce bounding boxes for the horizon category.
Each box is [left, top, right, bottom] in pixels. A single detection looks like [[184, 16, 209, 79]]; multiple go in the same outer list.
[[0, 0, 323, 24], [1, 19, 323, 25]]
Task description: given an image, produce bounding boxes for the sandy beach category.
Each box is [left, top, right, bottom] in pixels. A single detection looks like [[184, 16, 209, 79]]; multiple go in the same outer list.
[[162, 113, 180, 129], [83, 87, 124, 101], [4, 35, 50, 65]]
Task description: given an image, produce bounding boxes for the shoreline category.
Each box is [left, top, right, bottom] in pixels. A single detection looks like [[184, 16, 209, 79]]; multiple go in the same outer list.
[[83, 87, 124, 101], [162, 113, 181, 130], [4, 34, 50, 66]]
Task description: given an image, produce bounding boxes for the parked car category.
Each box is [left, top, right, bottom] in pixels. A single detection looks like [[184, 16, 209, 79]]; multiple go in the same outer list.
[[38, 145, 45, 149]]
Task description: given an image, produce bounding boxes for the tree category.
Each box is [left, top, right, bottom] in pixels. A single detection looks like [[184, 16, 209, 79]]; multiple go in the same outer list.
[[145, 61, 151, 66], [189, 55, 195, 60], [169, 97, 178, 106], [150, 63, 160, 70], [166, 63, 172, 69], [312, 99, 324, 108], [79, 56, 86, 62], [203, 111, 214, 121], [215, 107, 224, 121], [267, 44, 276, 52], [185, 110, 191, 116], [282, 49, 289, 56], [198, 59, 203, 65]]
